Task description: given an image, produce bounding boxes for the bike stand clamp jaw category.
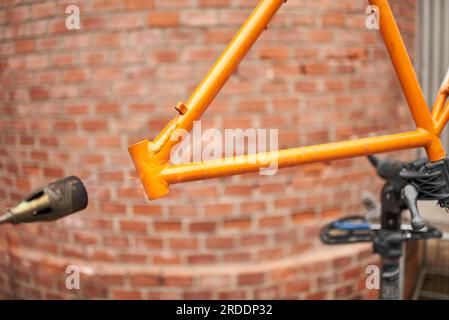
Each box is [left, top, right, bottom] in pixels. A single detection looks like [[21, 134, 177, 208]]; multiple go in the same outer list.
[[400, 157, 449, 210], [370, 155, 449, 232]]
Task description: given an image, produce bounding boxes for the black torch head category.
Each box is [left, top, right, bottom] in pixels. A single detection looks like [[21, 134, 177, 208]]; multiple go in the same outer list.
[[1, 176, 88, 225]]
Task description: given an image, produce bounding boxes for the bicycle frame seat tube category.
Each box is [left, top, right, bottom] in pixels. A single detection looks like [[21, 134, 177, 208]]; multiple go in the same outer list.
[[369, 0, 445, 161]]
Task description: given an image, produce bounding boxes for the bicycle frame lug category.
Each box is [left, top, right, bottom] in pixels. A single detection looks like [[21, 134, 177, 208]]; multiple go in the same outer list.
[[128, 139, 170, 200]]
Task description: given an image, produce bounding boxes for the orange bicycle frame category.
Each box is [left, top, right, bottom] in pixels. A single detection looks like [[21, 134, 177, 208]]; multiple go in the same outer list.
[[129, 0, 449, 201]]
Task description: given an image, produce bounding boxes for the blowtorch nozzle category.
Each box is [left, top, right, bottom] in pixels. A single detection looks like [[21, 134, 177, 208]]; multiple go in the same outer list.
[[0, 176, 88, 225]]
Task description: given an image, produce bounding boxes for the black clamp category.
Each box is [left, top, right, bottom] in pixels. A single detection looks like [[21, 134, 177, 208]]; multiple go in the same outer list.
[[369, 155, 449, 231]]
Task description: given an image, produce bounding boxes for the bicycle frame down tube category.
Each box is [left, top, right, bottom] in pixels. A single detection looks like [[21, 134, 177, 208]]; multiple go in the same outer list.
[[161, 131, 431, 184]]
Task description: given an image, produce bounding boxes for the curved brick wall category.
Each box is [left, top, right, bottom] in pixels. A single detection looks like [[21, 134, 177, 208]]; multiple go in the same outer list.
[[0, 0, 416, 299]]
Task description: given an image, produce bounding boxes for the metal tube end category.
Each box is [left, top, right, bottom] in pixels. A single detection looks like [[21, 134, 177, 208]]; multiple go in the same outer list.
[[0, 212, 11, 225]]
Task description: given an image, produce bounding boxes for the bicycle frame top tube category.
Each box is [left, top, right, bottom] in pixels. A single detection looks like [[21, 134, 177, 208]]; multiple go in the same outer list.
[[128, 0, 449, 201]]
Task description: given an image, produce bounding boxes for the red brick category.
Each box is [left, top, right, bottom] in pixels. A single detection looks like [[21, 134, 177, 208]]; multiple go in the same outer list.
[[82, 17, 105, 30], [125, 0, 154, 10], [15, 40, 35, 53], [120, 220, 147, 234], [199, 275, 231, 289], [163, 275, 193, 287], [31, 2, 55, 19], [66, 104, 88, 115], [219, 291, 247, 299], [204, 203, 232, 215], [182, 11, 217, 27], [81, 154, 105, 165], [133, 205, 162, 216], [206, 237, 234, 249], [64, 136, 88, 148], [89, 219, 113, 230], [101, 202, 126, 214], [92, 0, 121, 11], [335, 284, 353, 299], [255, 286, 280, 299], [285, 280, 311, 294], [130, 273, 161, 286], [153, 255, 181, 265], [271, 267, 297, 282], [183, 291, 212, 300], [29, 87, 48, 100], [74, 231, 99, 245], [300, 63, 330, 75], [82, 119, 108, 132], [187, 254, 216, 264], [189, 222, 216, 233], [54, 120, 77, 131], [169, 238, 198, 250], [43, 167, 63, 178], [259, 215, 285, 228], [134, 236, 163, 249], [306, 292, 327, 300], [147, 12, 180, 27], [154, 221, 182, 232], [333, 256, 353, 269], [96, 103, 120, 114], [292, 211, 316, 223], [112, 290, 142, 300], [322, 12, 345, 27], [240, 234, 267, 246], [95, 136, 122, 148], [204, 28, 234, 43], [199, 0, 230, 7], [95, 34, 121, 47], [238, 272, 264, 286], [119, 253, 146, 264], [259, 46, 289, 60], [64, 69, 85, 83], [147, 291, 181, 299], [223, 218, 252, 230], [7, 6, 29, 23], [92, 67, 122, 81], [103, 236, 129, 248]]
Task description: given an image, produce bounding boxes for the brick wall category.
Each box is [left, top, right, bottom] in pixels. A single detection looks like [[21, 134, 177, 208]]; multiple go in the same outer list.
[[0, 0, 417, 299]]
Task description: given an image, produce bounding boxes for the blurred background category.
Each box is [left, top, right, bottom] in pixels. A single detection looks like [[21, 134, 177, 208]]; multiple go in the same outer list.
[[0, 0, 447, 299]]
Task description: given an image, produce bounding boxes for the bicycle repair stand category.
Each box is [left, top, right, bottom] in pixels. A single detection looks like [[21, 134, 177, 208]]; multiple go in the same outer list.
[[320, 155, 447, 300]]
